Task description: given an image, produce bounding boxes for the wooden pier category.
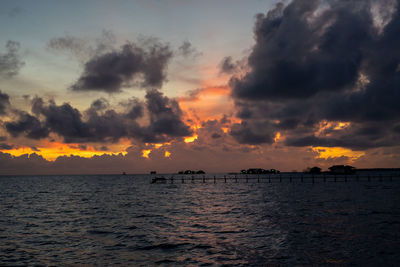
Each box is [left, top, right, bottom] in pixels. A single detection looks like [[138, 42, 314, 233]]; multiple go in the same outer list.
[[151, 173, 400, 184]]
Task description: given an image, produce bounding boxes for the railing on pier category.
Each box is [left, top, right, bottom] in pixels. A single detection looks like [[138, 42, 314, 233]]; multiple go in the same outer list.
[[151, 173, 400, 184]]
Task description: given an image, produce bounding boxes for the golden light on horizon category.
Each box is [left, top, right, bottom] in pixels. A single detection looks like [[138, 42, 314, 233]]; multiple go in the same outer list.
[[0, 142, 127, 161], [274, 132, 281, 143], [184, 134, 198, 143], [165, 151, 171, 157], [141, 149, 151, 158]]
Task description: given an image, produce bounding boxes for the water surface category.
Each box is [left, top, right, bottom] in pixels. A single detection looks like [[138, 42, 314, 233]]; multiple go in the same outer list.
[[1, 174, 399, 265]]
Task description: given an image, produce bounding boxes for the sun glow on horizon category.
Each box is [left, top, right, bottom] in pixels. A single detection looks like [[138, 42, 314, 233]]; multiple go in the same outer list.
[[0, 142, 127, 161]]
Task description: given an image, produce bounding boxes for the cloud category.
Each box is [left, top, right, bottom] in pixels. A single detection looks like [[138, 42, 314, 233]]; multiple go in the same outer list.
[[47, 30, 116, 61], [228, 0, 400, 149], [0, 41, 25, 78], [71, 39, 173, 93], [5, 111, 49, 139], [0, 90, 10, 115], [177, 41, 202, 58], [0, 143, 13, 150], [8, 7, 24, 18], [5, 89, 191, 144], [220, 56, 242, 74], [143, 89, 192, 142]]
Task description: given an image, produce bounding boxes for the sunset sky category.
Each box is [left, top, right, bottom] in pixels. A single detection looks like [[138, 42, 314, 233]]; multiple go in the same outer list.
[[1, 0, 400, 174]]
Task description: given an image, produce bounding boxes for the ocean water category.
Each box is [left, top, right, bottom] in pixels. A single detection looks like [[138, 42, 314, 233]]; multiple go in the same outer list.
[[0, 174, 399, 266]]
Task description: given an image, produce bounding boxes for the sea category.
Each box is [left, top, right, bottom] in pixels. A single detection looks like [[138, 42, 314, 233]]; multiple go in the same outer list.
[[0, 173, 399, 266]]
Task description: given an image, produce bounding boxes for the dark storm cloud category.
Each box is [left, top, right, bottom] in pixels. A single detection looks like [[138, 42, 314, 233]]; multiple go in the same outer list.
[[141, 89, 192, 142], [71, 40, 173, 93], [0, 90, 10, 115], [89, 98, 109, 111], [7, 90, 190, 143], [231, 0, 372, 100], [228, 0, 400, 149], [5, 112, 49, 139], [0, 143, 13, 150], [0, 41, 25, 78], [230, 121, 274, 145]]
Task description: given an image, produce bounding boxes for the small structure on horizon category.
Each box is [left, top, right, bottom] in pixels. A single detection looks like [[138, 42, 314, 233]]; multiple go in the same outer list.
[[329, 165, 355, 174], [308, 166, 322, 174], [150, 171, 157, 174]]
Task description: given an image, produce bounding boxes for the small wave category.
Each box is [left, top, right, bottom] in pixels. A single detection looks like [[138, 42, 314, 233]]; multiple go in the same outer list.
[[190, 244, 213, 250], [155, 259, 176, 264], [87, 229, 113, 235], [214, 229, 247, 234], [136, 242, 190, 250], [191, 223, 208, 229]]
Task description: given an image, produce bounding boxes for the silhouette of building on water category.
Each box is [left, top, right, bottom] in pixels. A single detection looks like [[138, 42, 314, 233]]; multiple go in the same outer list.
[[307, 166, 322, 174]]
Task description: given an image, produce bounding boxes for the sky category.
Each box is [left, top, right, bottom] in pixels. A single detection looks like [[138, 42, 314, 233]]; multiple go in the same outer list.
[[0, 0, 400, 174]]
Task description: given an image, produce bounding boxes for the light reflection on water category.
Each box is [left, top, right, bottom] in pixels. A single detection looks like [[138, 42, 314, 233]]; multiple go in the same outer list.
[[0, 174, 399, 265]]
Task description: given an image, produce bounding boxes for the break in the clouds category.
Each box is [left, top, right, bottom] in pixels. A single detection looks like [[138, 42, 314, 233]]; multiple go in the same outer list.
[[71, 39, 173, 93], [229, 0, 400, 149], [0, 41, 24, 78], [4, 89, 191, 143]]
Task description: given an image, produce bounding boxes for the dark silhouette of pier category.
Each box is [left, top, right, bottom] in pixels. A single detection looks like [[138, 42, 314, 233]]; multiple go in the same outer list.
[[150, 173, 400, 184]]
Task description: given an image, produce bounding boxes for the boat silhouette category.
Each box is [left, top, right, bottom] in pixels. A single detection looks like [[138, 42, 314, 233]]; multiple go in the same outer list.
[[151, 177, 167, 184]]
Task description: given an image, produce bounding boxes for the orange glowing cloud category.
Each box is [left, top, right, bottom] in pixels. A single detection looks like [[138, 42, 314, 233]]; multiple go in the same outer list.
[[184, 134, 198, 143], [141, 149, 151, 158], [312, 146, 365, 162]]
